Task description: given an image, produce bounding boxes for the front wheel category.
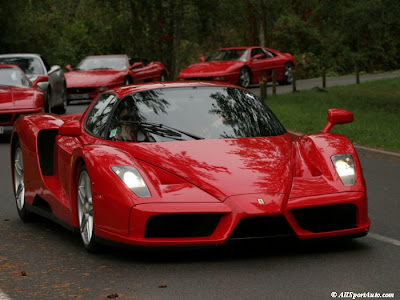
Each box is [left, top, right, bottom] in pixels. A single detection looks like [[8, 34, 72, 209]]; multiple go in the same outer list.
[[44, 89, 52, 113], [54, 84, 67, 114], [239, 68, 251, 88], [77, 165, 98, 252], [13, 141, 34, 221]]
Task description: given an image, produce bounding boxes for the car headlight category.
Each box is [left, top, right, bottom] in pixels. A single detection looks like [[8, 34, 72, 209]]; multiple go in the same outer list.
[[111, 166, 151, 197], [331, 154, 355, 186]]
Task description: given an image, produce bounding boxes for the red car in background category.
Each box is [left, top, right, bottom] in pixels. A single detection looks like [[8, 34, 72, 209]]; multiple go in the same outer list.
[[65, 55, 168, 104], [178, 46, 296, 88], [0, 64, 46, 135]]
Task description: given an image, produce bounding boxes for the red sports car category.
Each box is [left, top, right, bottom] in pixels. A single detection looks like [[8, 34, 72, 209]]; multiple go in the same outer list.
[[65, 55, 168, 104], [0, 64, 47, 135], [11, 82, 369, 252], [178, 46, 296, 88]]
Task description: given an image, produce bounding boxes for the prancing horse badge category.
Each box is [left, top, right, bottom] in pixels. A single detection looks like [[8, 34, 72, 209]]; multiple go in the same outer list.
[[257, 198, 265, 205]]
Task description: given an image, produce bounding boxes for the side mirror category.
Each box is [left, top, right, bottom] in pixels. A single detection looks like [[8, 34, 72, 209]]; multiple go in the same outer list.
[[65, 65, 73, 72], [321, 109, 353, 133], [200, 56, 205, 62], [59, 120, 81, 137], [31, 75, 49, 87], [130, 62, 143, 69]]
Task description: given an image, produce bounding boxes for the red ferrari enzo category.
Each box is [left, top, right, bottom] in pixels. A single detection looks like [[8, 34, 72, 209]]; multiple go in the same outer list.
[[11, 82, 369, 252], [0, 64, 47, 135], [178, 46, 296, 88], [65, 55, 168, 104]]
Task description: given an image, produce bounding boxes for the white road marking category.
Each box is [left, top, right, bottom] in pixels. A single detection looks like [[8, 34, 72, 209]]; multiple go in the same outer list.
[[355, 145, 400, 158], [368, 232, 400, 247]]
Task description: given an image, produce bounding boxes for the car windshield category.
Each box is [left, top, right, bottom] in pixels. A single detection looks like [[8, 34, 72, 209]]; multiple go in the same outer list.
[[0, 57, 44, 76], [206, 49, 249, 62], [0, 67, 31, 87], [106, 86, 286, 142], [77, 56, 127, 70]]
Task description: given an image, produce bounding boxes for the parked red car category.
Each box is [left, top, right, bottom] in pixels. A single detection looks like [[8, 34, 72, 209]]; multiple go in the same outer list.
[[11, 81, 369, 252], [65, 55, 168, 103], [178, 46, 296, 88], [0, 64, 47, 135]]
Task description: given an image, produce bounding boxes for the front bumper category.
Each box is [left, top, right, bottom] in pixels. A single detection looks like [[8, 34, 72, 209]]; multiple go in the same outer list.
[[94, 191, 370, 247]]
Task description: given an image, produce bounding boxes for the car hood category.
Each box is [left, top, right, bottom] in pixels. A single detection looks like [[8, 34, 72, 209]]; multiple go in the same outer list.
[[179, 61, 244, 77], [119, 134, 294, 201], [0, 86, 37, 109], [65, 69, 125, 87]]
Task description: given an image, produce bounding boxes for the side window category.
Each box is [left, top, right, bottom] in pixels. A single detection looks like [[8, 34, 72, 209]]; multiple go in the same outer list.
[[85, 93, 118, 137], [251, 48, 267, 59]]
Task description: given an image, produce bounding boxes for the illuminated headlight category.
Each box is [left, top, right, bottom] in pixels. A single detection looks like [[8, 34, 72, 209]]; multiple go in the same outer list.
[[98, 87, 109, 92], [331, 154, 355, 186], [111, 166, 151, 197], [213, 76, 225, 80]]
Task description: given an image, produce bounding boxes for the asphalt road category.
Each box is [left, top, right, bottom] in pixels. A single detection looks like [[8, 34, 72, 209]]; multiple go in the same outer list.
[[1, 74, 399, 300]]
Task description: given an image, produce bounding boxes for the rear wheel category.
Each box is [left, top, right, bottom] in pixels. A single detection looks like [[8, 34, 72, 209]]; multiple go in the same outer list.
[[13, 141, 34, 221], [239, 68, 251, 88], [77, 164, 98, 252]]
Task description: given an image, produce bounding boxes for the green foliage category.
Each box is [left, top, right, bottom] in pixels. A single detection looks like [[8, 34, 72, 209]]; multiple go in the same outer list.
[[1, 0, 399, 79], [267, 78, 400, 151]]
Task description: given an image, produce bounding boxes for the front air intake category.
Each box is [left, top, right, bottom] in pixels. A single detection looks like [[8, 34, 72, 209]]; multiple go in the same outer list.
[[229, 216, 294, 240], [145, 214, 221, 238], [291, 204, 357, 233]]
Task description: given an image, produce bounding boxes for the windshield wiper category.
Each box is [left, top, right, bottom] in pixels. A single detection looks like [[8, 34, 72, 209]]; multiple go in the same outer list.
[[120, 121, 204, 140]]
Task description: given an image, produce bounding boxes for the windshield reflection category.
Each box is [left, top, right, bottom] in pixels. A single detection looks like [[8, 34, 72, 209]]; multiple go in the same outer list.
[[206, 49, 249, 62], [77, 56, 127, 70], [0, 57, 44, 75], [0, 67, 31, 87], [106, 86, 285, 143]]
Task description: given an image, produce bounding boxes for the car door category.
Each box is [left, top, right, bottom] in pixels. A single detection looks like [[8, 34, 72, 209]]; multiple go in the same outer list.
[[250, 48, 281, 82], [131, 60, 158, 82]]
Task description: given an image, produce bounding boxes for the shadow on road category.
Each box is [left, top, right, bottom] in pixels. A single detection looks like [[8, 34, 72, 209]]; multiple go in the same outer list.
[[11, 215, 371, 264]]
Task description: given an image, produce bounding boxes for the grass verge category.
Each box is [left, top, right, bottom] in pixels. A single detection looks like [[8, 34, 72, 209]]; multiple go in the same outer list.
[[266, 78, 400, 152]]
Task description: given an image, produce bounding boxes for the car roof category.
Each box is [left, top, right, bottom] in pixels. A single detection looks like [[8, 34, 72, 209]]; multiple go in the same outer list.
[[108, 81, 247, 98], [219, 46, 255, 50], [85, 54, 128, 58], [0, 53, 41, 58]]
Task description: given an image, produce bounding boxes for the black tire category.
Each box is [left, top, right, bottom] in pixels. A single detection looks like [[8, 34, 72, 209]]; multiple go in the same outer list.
[[239, 68, 251, 88], [280, 62, 294, 85], [44, 89, 52, 113], [13, 140, 34, 222], [77, 164, 98, 252], [53, 84, 67, 114]]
